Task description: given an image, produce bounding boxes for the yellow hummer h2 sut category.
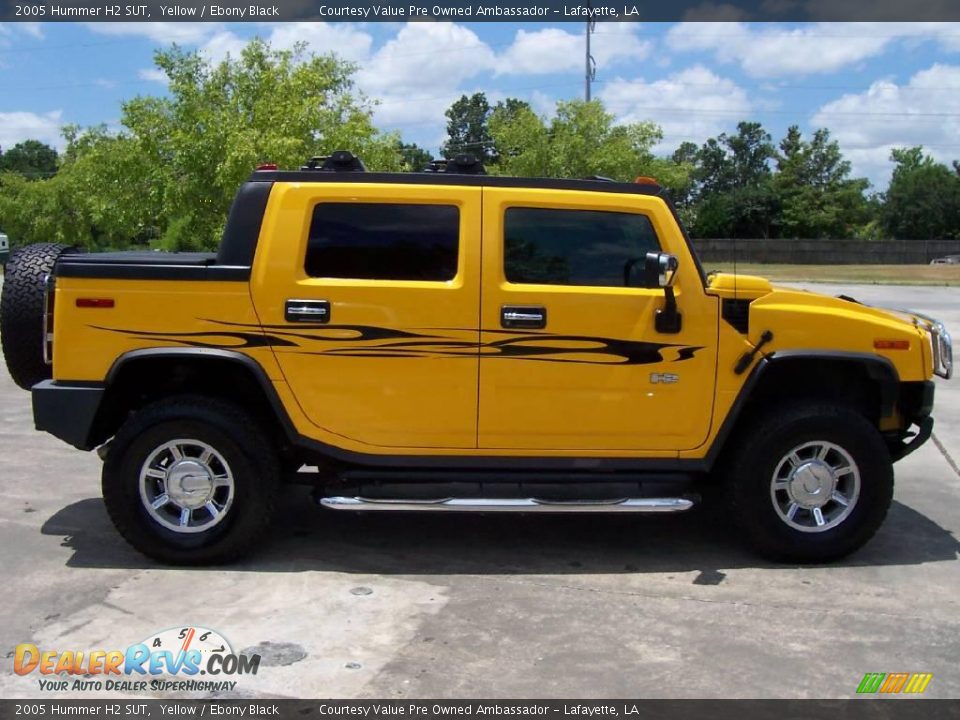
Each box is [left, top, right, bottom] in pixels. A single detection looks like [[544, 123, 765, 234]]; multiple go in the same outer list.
[[1, 152, 952, 565]]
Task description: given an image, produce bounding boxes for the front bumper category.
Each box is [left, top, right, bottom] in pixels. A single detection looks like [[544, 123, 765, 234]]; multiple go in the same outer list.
[[32, 380, 105, 450], [888, 380, 935, 462]]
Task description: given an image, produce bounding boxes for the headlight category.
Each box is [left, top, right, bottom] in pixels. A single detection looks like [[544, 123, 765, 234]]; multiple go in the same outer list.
[[912, 312, 953, 380]]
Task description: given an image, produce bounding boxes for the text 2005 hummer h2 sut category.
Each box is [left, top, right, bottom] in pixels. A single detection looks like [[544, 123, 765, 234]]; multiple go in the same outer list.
[[0, 152, 953, 565]]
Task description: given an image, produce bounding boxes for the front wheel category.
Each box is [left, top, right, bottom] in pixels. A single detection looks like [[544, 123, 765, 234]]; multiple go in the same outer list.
[[102, 396, 280, 565], [723, 403, 894, 563]]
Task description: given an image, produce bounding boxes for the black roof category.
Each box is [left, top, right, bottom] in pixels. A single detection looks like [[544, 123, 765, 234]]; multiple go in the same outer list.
[[247, 170, 666, 198]]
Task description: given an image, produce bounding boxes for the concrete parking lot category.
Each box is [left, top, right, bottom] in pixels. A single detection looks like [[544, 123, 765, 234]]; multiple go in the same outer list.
[[0, 281, 957, 699]]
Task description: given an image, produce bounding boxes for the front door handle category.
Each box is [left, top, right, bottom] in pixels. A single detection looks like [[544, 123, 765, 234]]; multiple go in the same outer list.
[[501, 305, 547, 329], [285, 299, 331, 323]]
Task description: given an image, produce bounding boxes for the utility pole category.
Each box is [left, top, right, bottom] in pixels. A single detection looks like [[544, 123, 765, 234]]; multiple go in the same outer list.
[[585, 5, 596, 101]]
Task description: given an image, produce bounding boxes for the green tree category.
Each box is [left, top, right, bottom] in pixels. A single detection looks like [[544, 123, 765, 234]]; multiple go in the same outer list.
[[442, 92, 494, 163], [880, 147, 960, 239], [0, 127, 158, 251], [0, 140, 59, 179], [773, 126, 870, 238], [396, 141, 433, 172], [683, 122, 777, 237], [488, 99, 688, 190], [0, 39, 403, 253], [124, 40, 401, 250]]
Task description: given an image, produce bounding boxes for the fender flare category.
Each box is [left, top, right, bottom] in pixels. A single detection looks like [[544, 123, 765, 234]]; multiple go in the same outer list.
[[703, 350, 900, 468]]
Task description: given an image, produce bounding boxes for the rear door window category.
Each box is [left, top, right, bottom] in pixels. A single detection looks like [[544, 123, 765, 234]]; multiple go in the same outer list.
[[306, 203, 459, 281]]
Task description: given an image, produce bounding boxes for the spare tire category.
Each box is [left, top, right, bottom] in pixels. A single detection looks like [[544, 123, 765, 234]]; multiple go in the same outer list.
[[1, 243, 73, 390]]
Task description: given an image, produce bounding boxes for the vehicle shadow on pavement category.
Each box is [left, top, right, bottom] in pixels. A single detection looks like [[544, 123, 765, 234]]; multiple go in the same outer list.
[[41, 488, 959, 573]]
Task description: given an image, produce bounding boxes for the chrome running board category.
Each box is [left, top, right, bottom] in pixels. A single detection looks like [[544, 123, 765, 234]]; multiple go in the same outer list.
[[319, 496, 694, 513]]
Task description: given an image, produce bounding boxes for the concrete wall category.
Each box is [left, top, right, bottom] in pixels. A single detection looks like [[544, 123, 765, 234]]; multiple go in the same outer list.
[[691, 238, 960, 264]]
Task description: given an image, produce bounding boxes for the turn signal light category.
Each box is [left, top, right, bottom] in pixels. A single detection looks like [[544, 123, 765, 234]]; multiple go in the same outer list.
[[76, 298, 115, 309], [874, 339, 910, 350]]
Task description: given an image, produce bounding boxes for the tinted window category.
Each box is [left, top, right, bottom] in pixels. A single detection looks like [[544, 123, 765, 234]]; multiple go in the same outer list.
[[504, 208, 660, 287], [306, 203, 459, 281]]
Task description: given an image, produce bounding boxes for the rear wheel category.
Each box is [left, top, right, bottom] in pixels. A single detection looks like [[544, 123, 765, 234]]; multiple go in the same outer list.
[[0, 242, 73, 389], [723, 403, 893, 563], [102, 396, 280, 565]]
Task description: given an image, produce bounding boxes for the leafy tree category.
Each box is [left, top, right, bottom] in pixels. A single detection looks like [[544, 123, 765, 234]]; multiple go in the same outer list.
[[488, 99, 688, 190], [124, 40, 402, 250], [0, 140, 58, 179], [880, 147, 960, 239], [442, 92, 494, 163], [773, 126, 870, 238], [396, 141, 433, 172], [0, 39, 403, 252], [688, 122, 775, 199], [682, 122, 777, 237], [693, 185, 779, 239], [0, 127, 157, 251]]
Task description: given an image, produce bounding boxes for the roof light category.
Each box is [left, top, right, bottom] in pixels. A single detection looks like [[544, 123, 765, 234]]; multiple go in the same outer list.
[[256, 163, 278, 171], [634, 176, 658, 185]]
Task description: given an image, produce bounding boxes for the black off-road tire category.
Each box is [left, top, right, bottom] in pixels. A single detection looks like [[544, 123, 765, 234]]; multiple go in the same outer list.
[[722, 403, 894, 563], [102, 395, 280, 565], [0, 242, 72, 390]]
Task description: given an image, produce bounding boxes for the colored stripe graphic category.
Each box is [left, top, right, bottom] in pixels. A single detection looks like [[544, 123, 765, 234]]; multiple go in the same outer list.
[[904, 674, 934, 694], [857, 672, 932, 694], [857, 673, 886, 694], [880, 673, 909, 693]]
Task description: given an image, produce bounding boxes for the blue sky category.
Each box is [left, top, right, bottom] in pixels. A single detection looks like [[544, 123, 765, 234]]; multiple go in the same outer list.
[[1, 21, 960, 188]]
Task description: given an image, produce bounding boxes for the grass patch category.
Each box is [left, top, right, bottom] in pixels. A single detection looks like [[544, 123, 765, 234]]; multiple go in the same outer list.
[[704, 263, 960, 286]]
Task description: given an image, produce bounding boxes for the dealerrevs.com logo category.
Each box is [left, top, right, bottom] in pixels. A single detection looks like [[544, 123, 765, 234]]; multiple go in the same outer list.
[[14, 626, 261, 693]]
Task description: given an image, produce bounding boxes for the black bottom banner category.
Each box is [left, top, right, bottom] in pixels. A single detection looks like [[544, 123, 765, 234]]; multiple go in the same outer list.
[[0, 700, 958, 720]]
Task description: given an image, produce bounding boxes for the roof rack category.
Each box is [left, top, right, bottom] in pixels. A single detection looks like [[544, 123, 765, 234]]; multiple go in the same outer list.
[[423, 154, 486, 175], [301, 150, 366, 172]]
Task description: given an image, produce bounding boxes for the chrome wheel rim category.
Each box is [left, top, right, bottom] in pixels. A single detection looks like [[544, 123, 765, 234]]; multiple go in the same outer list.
[[139, 439, 235, 534], [770, 441, 860, 533]]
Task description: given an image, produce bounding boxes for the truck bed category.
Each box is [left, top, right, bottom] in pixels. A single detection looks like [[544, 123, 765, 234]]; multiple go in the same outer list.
[[55, 251, 250, 281]]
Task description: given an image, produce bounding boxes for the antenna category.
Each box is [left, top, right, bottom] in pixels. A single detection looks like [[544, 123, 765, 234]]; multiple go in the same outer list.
[[585, 10, 596, 101]]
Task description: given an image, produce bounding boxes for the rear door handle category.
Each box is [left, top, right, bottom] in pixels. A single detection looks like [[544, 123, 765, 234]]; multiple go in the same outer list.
[[285, 299, 331, 323], [501, 305, 547, 329]]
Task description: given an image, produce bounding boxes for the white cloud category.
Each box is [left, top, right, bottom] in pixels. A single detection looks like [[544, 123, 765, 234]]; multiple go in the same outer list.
[[0, 22, 44, 44], [197, 23, 374, 66], [85, 22, 216, 44], [356, 23, 496, 128], [198, 30, 250, 65], [495, 24, 650, 76], [666, 22, 960, 78], [19, 23, 43, 39], [261, 22, 373, 62], [0, 111, 64, 151], [600, 65, 751, 151], [138, 68, 168, 84], [812, 63, 960, 186]]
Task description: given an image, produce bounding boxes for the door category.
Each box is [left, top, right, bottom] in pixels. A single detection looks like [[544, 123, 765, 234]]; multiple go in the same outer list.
[[478, 188, 718, 452], [252, 183, 482, 449]]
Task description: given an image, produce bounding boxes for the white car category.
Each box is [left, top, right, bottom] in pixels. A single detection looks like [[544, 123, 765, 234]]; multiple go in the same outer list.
[[931, 255, 960, 265]]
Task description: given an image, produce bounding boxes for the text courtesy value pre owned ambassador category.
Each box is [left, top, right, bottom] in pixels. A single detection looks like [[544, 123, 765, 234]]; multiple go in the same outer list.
[[0, 152, 952, 565]]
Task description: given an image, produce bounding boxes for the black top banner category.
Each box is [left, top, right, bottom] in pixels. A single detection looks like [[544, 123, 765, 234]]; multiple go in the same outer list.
[[2, 0, 960, 22]]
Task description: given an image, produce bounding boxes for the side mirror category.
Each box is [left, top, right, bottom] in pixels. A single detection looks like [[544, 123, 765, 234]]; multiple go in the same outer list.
[[645, 252, 679, 288], [644, 252, 682, 334]]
